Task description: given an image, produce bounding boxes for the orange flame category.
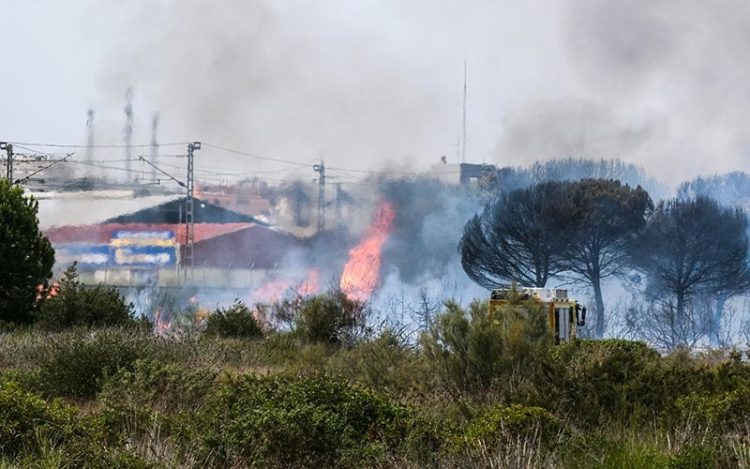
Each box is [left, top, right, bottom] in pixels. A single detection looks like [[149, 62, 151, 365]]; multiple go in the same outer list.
[[153, 309, 172, 336], [340, 201, 395, 302], [298, 269, 319, 296]]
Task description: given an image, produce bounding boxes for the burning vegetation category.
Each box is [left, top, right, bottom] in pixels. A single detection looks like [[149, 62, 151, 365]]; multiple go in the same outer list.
[[340, 201, 396, 302]]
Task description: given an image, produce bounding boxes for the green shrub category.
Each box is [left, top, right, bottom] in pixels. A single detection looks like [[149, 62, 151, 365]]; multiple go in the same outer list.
[[328, 329, 435, 397], [466, 404, 562, 448], [421, 301, 505, 391], [550, 339, 688, 425], [0, 381, 75, 459], [35, 264, 148, 330], [183, 374, 410, 467], [38, 330, 156, 399], [205, 300, 263, 339], [95, 359, 217, 444], [675, 389, 750, 431], [272, 290, 367, 345], [421, 299, 551, 392]]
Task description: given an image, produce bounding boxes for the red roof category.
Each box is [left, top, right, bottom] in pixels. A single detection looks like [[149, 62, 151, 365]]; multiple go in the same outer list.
[[45, 223, 253, 245], [191, 224, 303, 270]]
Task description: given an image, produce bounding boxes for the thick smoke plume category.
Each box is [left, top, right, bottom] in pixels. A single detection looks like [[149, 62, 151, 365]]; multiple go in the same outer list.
[[92, 1, 750, 183], [495, 0, 750, 184]]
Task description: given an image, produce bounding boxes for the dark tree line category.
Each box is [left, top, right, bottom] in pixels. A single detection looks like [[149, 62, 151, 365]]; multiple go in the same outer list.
[[460, 179, 750, 342], [460, 182, 571, 289], [629, 197, 750, 344]]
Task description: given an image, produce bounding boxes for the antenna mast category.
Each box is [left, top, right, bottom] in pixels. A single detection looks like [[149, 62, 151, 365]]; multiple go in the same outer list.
[[461, 56, 467, 164]]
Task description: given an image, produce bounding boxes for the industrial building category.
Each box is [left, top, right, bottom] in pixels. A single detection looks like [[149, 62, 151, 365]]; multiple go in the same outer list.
[[44, 197, 304, 289]]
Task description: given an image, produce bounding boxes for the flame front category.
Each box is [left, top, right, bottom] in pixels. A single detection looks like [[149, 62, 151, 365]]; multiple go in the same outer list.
[[340, 201, 395, 302], [298, 269, 319, 296]]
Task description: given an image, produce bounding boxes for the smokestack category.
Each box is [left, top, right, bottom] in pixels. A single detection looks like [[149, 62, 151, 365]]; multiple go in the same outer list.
[[150, 112, 160, 182], [124, 87, 134, 181], [86, 109, 95, 177]]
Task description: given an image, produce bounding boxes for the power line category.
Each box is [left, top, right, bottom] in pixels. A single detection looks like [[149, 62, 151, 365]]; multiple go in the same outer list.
[[138, 156, 186, 188], [12, 140, 455, 179], [201, 143, 312, 168], [14, 153, 74, 185], [66, 160, 151, 175], [9, 141, 189, 149]]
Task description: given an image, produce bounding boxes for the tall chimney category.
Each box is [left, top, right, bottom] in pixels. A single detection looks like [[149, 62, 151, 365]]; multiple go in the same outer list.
[[124, 87, 134, 182], [150, 113, 160, 182], [86, 109, 95, 178]]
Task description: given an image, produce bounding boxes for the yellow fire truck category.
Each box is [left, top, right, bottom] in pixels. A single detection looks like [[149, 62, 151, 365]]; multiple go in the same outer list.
[[489, 287, 586, 344]]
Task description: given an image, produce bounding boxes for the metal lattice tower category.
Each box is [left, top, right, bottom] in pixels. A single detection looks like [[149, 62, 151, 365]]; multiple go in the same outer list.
[[1, 143, 13, 182], [313, 161, 325, 234], [185, 142, 200, 280]]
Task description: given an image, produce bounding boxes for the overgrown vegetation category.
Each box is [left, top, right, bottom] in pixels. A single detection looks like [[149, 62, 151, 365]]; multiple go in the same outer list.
[[5, 176, 750, 466], [3, 291, 750, 467], [204, 299, 263, 339], [35, 263, 146, 331]]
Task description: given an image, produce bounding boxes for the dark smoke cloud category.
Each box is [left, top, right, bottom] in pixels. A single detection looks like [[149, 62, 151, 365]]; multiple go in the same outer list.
[[103, 0, 457, 172], [96, 1, 750, 185]]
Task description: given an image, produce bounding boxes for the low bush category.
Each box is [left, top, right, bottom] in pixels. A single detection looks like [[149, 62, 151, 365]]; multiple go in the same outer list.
[[328, 329, 435, 398], [421, 299, 551, 393], [466, 404, 562, 448], [182, 374, 411, 467], [272, 290, 368, 345], [94, 360, 217, 449], [0, 381, 75, 459], [421, 301, 506, 392], [35, 264, 148, 330], [38, 330, 160, 399], [205, 300, 263, 339], [550, 339, 681, 425], [675, 389, 750, 432]]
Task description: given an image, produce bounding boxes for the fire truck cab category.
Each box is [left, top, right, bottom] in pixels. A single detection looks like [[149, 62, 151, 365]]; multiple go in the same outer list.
[[489, 287, 586, 344]]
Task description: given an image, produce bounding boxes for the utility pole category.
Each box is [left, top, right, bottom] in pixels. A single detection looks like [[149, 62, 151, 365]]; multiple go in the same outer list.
[[185, 142, 200, 281], [313, 161, 325, 234], [335, 182, 342, 230], [0, 142, 13, 182]]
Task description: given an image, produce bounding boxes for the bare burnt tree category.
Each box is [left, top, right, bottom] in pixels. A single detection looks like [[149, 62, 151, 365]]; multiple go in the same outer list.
[[623, 299, 711, 351], [628, 197, 750, 346], [459, 181, 572, 288], [561, 179, 653, 338], [676, 172, 750, 345]]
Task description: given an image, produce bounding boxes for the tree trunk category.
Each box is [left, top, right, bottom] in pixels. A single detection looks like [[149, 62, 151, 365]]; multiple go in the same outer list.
[[710, 294, 729, 346], [593, 275, 605, 338], [674, 291, 685, 347]]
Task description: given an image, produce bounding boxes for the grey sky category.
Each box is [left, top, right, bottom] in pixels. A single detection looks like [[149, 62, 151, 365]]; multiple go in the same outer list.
[[3, 0, 749, 185]]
